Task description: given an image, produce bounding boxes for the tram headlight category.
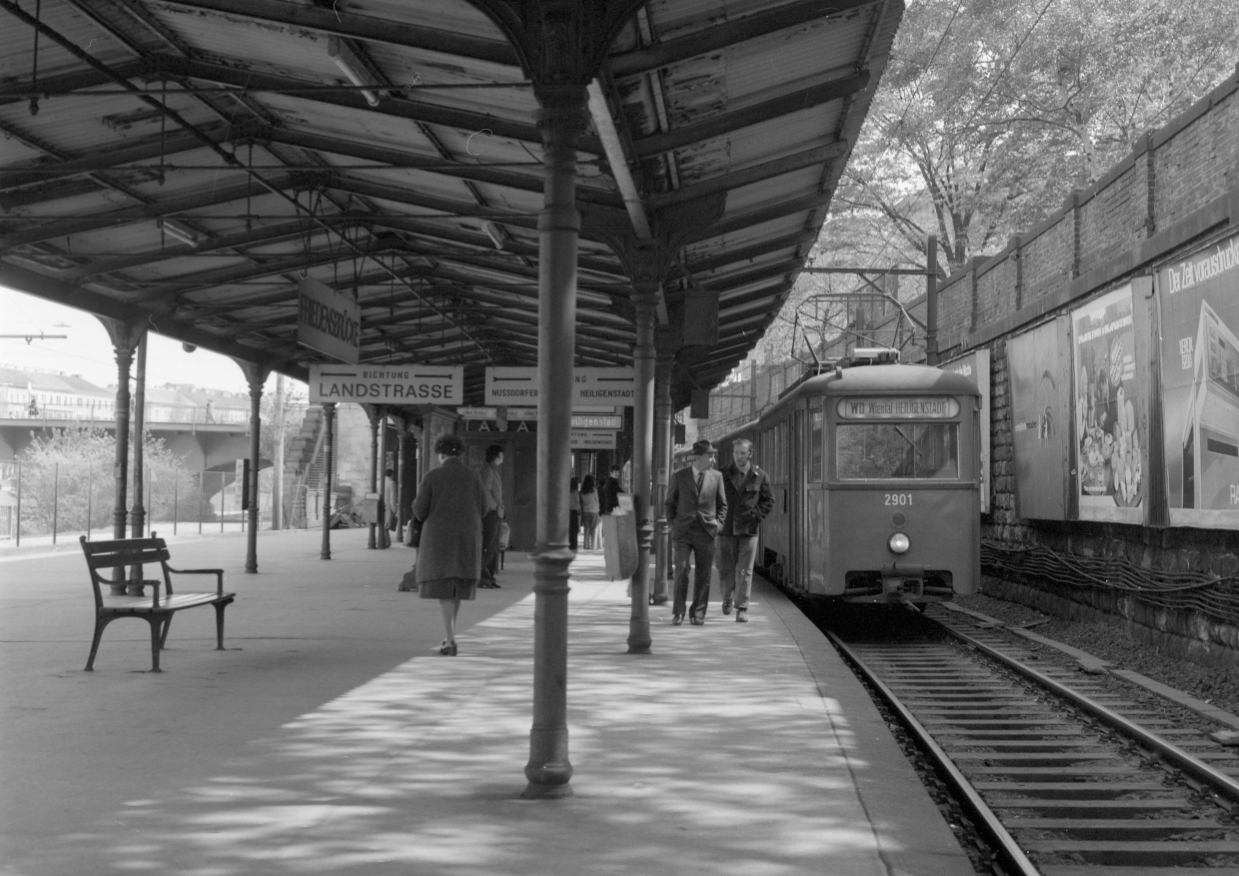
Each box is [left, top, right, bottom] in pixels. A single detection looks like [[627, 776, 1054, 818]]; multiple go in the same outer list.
[[888, 532, 910, 554]]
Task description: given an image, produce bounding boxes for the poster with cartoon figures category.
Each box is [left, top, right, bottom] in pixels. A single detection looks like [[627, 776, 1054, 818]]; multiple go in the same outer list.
[[1008, 317, 1072, 520], [1071, 283, 1147, 523], [1157, 230, 1239, 528]]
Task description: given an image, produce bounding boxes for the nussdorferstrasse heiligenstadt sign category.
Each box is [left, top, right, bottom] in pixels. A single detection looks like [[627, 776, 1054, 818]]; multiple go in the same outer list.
[[485, 367, 635, 406], [308, 364, 464, 405]]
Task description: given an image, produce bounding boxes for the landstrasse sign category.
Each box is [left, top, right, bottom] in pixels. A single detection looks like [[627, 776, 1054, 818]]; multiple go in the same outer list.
[[308, 365, 463, 405]]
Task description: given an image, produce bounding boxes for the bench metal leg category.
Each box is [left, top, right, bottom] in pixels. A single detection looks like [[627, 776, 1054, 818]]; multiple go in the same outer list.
[[85, 615, 113, 671], [214, 603, 227, 650], [159, 615, 173, 649], [147, 617, 164, 672]]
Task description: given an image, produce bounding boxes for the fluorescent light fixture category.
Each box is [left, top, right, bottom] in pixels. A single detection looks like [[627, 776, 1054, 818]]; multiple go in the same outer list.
[[328, 35, 380, 107], [482, 221, 505, 250], [159, 218, 198, 247]]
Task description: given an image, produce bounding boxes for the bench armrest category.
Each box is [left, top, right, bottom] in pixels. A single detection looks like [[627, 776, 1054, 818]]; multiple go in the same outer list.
[[165, 566, 226, 595]]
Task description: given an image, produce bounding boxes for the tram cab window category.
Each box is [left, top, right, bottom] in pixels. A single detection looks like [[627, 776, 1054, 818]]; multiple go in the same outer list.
[[836, 423, 959, 480], [809, 399, 825, 481]]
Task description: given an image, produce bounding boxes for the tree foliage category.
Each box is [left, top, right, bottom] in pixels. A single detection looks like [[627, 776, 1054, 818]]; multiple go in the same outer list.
[[16, 427, 211, 537], [753, 0, 1239, 370]]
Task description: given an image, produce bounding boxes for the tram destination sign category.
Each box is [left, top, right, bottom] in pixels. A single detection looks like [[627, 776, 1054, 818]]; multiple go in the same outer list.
[[837, 397, 960, 419], [485, 367, 635, 406], [308, 364, 463, 405]]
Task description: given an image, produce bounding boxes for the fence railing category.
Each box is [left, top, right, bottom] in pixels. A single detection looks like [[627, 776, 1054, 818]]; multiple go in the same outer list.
[[0, 460, 293, 546]]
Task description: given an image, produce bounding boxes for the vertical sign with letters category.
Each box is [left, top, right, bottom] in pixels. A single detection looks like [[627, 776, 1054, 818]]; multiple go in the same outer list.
[[297, 277, 361, 364]]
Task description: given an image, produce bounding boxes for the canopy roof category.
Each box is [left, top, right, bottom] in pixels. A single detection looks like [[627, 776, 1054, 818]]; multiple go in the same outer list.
[[0, 0, 902, 410]]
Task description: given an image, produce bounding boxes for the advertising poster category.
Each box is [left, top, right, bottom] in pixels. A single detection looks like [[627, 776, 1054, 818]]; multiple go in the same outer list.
[[1157, 230, 1239, 528], [1071, 283, 1147, 523], [942, 349, 991, 512], [1007, 317, 1072, 520]]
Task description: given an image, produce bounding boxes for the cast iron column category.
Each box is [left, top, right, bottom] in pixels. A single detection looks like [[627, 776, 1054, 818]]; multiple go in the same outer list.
[[104, 325, 138, 593], [110, 342, 134, 543], [377, 407, 389, 548], [523, 84, 587, 800], [129, 332, 148, 589], [626, 288, 656, 653], [651, 347, 674, 604], [320, 402, 336, 560], [245, 375, 263, 572], [367, 406, 380, 549], [396, 418, 408, 533]]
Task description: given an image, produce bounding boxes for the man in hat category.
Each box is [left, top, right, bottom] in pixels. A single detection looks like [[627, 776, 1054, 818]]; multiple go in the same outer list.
[[664, 439, 728, 625]]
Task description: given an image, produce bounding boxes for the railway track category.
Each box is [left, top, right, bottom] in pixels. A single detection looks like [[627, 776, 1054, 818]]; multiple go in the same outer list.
[[827, 604, 1239, 876]]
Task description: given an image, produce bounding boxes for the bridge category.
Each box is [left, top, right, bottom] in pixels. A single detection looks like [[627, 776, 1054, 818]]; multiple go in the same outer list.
[[0, 401, 256, 472]]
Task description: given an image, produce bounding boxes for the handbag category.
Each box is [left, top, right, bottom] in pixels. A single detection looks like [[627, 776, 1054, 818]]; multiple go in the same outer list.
[[498, 520, 511, 551], [405, 516, 423, 548]]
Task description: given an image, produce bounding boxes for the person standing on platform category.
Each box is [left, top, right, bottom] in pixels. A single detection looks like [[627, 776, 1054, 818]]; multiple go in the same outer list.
[[580, 474, 600, 550], [664, 440, 727, 626], [716, 439, 773, 623], [601, 465, 623, 515], [380, 467, 397, 548], [479, 445, 505, 589], [568, 476, 581, 552], [411, 434, 492, 656]]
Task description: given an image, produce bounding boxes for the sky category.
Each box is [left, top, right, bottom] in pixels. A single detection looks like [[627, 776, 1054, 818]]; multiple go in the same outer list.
[[1, 284, 303, 397]]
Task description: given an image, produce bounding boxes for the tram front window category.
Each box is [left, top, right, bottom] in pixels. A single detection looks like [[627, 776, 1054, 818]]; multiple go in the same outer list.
[[836, 422, 959, 480]]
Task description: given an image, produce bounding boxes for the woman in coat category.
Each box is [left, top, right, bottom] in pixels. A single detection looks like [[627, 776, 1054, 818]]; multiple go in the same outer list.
[[411, 434, 493, 655]]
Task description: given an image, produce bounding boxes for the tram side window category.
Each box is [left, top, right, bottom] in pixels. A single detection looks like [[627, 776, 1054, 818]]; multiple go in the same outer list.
[[809, 400, 824, 481], [836, 423, 959, 480]]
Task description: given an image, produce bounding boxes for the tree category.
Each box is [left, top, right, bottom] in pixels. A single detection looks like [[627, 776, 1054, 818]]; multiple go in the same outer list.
[[17, 427, 210, 537], [830, 0, 1239, 278]]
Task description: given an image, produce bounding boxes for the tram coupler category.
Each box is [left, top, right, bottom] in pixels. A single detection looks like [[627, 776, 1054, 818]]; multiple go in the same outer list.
[[881, 563, 925, 600]]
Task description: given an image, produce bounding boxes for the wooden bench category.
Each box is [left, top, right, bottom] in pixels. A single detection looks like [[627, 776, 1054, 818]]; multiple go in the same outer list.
[[81, 534, 235, 672]]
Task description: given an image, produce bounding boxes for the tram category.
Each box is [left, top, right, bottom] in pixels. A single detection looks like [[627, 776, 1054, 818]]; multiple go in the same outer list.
[[717, 349, 982, 604]]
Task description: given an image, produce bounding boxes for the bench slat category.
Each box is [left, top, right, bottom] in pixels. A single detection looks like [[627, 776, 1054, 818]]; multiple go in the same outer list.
[[105, 593, 234, 612], [84, 546, 171, 567]]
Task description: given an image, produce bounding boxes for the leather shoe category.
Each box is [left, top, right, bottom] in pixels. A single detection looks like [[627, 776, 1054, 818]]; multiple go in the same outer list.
[[689, 615, 704, 625], [735, 610, 748, 623], [722, 599, 732, 615], [672, 614, 684, 626]]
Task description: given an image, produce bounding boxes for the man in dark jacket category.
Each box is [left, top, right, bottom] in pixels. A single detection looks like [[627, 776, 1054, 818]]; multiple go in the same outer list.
[[717, 438, 774, 622], [600, 465, 623, 515], [664, 440, 727, 626]]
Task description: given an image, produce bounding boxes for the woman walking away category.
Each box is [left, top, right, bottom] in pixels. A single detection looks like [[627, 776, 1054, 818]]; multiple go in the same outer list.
[[411, 434, 493, 655], [580, 474, 600, 550]]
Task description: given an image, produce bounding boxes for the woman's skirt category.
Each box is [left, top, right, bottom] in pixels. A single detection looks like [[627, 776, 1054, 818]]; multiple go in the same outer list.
[[418, 577, 478, 600]]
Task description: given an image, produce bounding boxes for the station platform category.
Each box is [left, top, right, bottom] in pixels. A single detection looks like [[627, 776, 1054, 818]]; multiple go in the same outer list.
[[0, 528, 974, 876]]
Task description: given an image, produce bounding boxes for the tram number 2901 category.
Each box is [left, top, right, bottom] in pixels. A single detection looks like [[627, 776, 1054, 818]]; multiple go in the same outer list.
[[884, 493, 912, 506]]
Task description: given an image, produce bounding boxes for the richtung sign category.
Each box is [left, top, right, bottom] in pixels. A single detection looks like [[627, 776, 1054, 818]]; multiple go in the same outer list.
[[308, 365, 463, 405]]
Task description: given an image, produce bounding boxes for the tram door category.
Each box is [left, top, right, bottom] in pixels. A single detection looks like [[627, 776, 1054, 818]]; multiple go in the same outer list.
[[789, 407, 806, 587]]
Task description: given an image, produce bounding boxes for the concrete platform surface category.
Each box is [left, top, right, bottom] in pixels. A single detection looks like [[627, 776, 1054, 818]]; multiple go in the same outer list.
[[0, 529, 973, 876]]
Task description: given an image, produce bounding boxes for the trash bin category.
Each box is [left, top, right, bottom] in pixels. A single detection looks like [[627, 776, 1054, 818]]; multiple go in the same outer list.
[[361, 492, 380, 525], [603, 511, 638, 581]]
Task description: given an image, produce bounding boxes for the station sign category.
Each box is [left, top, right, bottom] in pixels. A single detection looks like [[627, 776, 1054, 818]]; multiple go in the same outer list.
[[297, 276, 360, 364], [485, 367, 635, 406], [309, 364, 463, 405], [571, 430, 616, 449], [571, 414, 622, 430]]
